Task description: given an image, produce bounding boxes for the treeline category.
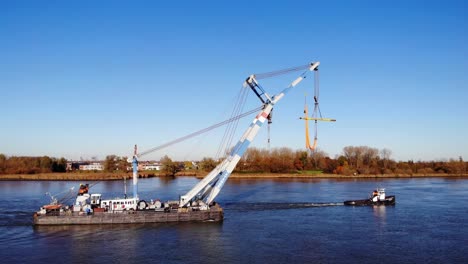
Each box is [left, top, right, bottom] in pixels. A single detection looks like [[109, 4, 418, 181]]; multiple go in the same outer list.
[[0, 154, 67, 174], [103, 155, 188, 176], [103, 155, 129, 172], [2, 146, 467, 176], [229, 146, 467, 175]]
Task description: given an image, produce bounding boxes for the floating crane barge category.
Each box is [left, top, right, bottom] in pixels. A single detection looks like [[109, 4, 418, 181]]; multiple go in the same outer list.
[[33, 205, 224, 225], [33, 62, 321, 225]]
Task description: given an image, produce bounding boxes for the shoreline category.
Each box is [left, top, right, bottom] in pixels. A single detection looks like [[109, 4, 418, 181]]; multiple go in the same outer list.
[[1, 172, 467, 181]]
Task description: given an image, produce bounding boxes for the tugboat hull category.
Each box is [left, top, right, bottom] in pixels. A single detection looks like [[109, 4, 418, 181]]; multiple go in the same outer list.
[[344, 195, 396, 206]]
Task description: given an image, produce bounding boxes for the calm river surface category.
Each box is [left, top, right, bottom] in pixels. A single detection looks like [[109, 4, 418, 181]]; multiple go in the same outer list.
[[0, 177, 467, 263]]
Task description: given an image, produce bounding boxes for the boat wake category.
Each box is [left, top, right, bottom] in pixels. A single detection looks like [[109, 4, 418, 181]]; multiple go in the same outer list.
[[0, 210, 33, 226], [223, 202, 344, 212]]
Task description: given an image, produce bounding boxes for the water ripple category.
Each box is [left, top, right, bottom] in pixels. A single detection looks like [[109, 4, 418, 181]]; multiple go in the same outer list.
[[223, 202, 344, 211]]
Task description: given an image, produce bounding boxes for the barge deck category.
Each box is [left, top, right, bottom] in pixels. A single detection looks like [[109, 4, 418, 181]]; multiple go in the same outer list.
[[33, 206, 223, 225]]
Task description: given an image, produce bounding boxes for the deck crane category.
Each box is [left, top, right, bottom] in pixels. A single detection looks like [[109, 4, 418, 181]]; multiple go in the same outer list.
[[299, 66, 335, 151], [178, 62, 321, 208]]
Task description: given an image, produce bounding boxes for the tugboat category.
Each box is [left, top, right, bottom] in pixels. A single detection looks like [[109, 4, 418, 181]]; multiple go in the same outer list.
[[344, 188, 396, 206]]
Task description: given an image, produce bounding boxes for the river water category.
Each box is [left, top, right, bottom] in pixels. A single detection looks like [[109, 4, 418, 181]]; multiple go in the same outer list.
[[0, 177, 467, 263]]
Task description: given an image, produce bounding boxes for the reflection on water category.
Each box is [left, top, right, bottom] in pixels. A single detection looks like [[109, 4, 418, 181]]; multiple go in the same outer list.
[[158, 176, 177, 186], [372, 205, 386, 220], [33, 222, 225, 263], [33, 221, 223, 234]]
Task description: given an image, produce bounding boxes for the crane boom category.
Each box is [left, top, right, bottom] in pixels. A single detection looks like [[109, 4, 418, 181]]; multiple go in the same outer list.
[[179, 62, 320, 208]]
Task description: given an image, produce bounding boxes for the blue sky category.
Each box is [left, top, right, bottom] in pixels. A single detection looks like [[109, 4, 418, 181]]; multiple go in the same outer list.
[[1, 1, 467, 162]]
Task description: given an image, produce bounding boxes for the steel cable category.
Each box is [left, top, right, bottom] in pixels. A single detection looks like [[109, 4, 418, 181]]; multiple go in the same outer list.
[[139, 107, 263, 157]]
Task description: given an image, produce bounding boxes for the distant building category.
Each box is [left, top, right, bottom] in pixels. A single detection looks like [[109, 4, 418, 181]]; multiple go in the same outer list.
[[80, 162, 104, 171], [64, 161, 104, 171], [67, 161, 90, 171], [141, 162, 162, 171]]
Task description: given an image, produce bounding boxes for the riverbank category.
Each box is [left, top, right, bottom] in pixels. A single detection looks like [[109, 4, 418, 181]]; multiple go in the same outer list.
[[227, 173, 468, 179], [1, 172, 467, 181]]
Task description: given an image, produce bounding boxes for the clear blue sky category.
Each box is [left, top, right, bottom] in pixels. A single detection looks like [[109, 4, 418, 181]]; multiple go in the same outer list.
[[1, 0, 467, 162]]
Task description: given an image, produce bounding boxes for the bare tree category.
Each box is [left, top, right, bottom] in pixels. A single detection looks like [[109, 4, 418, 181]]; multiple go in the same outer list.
[[343, 146, 355, 168], [343, 146, 365, 169], [380, 148, 392, 170], [362, 147, 379, 166], [310, 149, 327, 170]]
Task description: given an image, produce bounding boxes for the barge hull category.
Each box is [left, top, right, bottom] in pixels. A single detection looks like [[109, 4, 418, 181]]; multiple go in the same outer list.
[[33, 209, 223, 225]]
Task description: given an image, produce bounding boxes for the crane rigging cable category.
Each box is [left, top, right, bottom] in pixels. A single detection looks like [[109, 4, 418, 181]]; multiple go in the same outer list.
[[253, 64, 312, 80], [300, 69, 336, 151], [215, 83, 250, 160], [138, 106, 263, 158]]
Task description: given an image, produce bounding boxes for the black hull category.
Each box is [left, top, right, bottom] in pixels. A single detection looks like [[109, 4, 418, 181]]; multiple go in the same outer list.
[[33, 207, 224, 225], [344, 195, 396, 206]]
